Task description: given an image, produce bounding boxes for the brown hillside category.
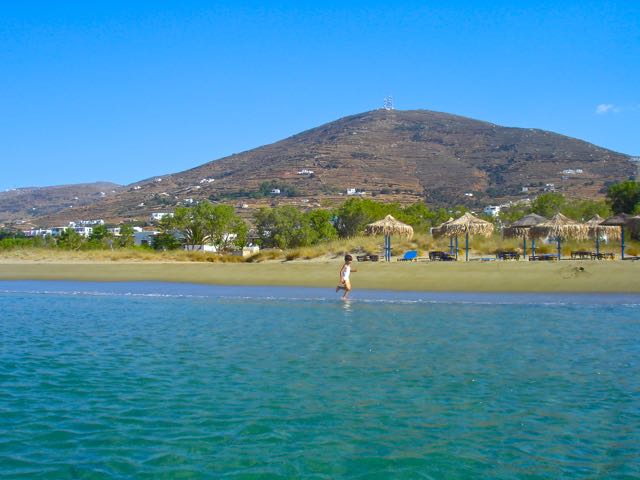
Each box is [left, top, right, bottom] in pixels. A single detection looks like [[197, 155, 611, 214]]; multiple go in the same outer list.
[[3, 109, 634, 227], [0, 182, 122, 226]]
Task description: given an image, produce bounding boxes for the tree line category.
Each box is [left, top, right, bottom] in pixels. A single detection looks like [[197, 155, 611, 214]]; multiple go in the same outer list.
[[2, 180, 639, 251]]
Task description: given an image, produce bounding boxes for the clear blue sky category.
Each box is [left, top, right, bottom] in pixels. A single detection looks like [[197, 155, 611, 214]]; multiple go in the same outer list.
[[1, 1, 638, 191]]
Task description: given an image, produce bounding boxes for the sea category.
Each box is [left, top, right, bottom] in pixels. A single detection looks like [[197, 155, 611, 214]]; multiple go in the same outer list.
[[1, 280, 639, 479]]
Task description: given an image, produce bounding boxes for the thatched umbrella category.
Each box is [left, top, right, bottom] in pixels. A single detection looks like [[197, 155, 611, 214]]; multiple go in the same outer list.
[[436, 212, 494, 261], [529, 213, 588, 260], [600, 213, 640, 259], [431, 217, 457, 256], [365, 215, 414, 261], [585, 214, 621, 256], [503, 213, 547, 257]]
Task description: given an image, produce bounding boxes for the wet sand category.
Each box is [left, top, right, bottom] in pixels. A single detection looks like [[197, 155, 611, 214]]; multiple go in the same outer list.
[[0, 260, 638, 293]]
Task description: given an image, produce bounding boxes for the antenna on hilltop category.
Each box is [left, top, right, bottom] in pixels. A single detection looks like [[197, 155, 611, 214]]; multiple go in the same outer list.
[[383, 96, 394, 111]]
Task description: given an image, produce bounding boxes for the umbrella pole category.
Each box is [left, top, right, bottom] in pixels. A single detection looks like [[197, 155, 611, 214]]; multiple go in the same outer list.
[[523, 237, 527, 259], [449, 236, 454, 256], [557, 236, 561, 260], [621, 225, 625, 260], [385, 234, 391, 262], [532, 238, 536, 257], [465, 232, 469, 262], [595, 235, 600, 256], [455, 236, 459, 259]]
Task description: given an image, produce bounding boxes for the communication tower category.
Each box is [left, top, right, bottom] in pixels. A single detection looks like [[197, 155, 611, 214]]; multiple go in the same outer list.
[[383, 96, 394, 111]]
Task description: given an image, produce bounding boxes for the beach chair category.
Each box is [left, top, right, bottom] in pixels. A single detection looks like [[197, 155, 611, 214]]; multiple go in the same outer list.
[[397, 250, 418, 262]]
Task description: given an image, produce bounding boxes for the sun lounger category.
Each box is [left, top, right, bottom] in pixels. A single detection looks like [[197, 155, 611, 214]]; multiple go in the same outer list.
[[529, 254, 558, 261], [429, 251, 457, 261], [397, 250, 418, 262], [496, 251, 520, 260]]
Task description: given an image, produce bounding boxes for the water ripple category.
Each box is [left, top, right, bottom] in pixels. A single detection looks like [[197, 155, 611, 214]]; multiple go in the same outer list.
[[1, 288, 639, 478]]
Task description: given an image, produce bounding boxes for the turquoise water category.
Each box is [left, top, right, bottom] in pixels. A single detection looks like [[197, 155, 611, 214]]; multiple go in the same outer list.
[[1, 282, 639, 479]]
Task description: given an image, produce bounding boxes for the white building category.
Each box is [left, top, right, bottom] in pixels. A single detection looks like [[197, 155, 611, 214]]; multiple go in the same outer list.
[[73, 227, 93, 237], [232, 245, 260, 257], [183, 244, 217, 252], [297, 169, 314, 175], [151, 212, 173, 222], [23, 228, 52, 237], [483, 205, 501, 217], [270, 189, 281, 195], [346, 188, 356, 195], [73, 219, 104, 226]]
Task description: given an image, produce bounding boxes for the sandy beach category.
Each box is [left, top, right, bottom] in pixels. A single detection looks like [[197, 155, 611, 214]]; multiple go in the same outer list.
[[0, 259, 638, 293]]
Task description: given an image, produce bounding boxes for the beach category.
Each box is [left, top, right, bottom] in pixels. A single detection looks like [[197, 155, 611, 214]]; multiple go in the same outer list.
[[0, 259, 638, 293]]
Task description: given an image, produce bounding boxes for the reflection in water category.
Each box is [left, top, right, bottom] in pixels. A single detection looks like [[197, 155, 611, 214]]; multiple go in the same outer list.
[[341, 298, 353, 316]]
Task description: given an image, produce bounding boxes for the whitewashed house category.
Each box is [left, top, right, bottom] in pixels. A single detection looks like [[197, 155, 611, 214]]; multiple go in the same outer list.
[[483, 205, 501, 217], [183, 244, 217, 252], [151, 212, 173, 222]]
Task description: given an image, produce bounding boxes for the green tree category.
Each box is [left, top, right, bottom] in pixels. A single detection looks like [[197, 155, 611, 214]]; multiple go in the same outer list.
[[305, 209, 338, 244], [397, 203, 435, 233], [498, 204, 531, 224], [88, 224, 112, 249], [334, 198, 400, 237], [58, 228, 83, 250], [165, 204, 209, 245], [254, 206, 313, 248], [531, 192, 566, 218], [607, 180, 640, 214], [152, 232, 182, 250], [562, 199, 611, 221], [160, 201, 248, 251], [118, 224, 135, 248], [203, 204, 248, 251]]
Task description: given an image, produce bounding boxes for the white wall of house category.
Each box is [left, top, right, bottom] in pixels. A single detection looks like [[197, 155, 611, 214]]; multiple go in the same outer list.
[[183, 244, 217, 252], [483, 206, 501, 216]]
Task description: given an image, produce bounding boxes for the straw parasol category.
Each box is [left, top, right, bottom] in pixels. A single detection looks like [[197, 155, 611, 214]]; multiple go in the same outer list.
[[431, 218, 453, 239], [503, 213, 547, 257], [435, 212, 494, 261], [364, 215, 413, 261], [529, 213, 588, 260], [600, 213, 640, 259], [585, 214, 621, 256], [431, 218, 456, 256]]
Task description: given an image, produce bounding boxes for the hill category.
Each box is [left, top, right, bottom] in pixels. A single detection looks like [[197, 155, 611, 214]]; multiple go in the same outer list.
[[0, 182, 122, 227], [2, 109, 634, 227]]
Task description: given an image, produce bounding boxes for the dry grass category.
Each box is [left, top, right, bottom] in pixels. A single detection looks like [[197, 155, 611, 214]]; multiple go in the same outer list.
[[1, 235, 639, 264], [0, 248, 246, 263]]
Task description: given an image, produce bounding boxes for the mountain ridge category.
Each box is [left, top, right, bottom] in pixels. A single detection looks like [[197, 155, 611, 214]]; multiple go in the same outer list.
[[0, 109, 633, 227]]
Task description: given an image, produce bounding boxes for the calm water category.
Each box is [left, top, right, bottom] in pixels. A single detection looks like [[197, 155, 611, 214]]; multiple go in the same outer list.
[[1, 281, 639, 479]]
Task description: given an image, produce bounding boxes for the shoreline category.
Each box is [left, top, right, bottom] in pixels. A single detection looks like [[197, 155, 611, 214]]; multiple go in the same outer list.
[[0, 260, 638, 293]]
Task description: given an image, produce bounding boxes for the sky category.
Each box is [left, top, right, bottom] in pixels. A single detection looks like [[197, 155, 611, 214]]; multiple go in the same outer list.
[[1, 1, 638, 191]]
